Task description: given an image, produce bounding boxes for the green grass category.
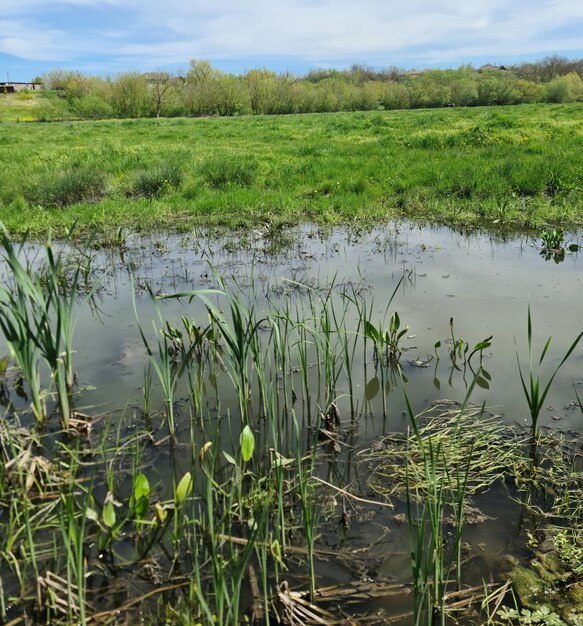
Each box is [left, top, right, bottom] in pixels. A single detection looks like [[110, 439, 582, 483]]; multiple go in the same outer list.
[[0, 91, 71, 122], [0, 103, 582, 235]]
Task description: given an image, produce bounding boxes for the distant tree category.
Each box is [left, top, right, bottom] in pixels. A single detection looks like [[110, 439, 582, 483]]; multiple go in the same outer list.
[[72, 94, 114, 119], [538, 55, 572, 82], [546, 72, 583, 103], [378, 66, 402, 82], [214, 74, 250, 116], [183, 59, 224, 115], [476, 73, 520, 106], [144, 70, 178, 117], [515, 79, 545, 103], [304, 68, 341, 83], [42, 69, 84, 91], [109, 72, 152, 118], [27, 56, 583, 121], [245, 69, 278, 114], [406, 74, 450, 108], [449, 78, 479, 107], [378, 81, 410, 110], [347, 80, 383, 110]]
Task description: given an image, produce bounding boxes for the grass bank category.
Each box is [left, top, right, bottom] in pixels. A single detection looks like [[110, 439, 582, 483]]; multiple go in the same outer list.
[[1, 103, 582, 235]]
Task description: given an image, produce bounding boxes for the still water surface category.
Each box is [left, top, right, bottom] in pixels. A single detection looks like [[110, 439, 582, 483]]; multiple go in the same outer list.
[[59, 222, 583, 436]]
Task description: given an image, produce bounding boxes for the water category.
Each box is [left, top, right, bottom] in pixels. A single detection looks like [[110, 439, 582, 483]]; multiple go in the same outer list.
[[1, 222, 581, 623], [22, 222, 579, 435]]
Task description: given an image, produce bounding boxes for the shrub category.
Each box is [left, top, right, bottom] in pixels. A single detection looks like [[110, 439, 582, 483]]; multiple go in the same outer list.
[[72, 95, 114, 120], [129, 163, 183, 198], [199, 157, 258, 189], [546, 72, 583, 103], [26, 167, 106, 207]]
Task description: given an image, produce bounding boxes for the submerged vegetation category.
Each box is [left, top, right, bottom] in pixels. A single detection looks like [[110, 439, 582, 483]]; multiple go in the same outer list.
[[0, 225, 582, 624], [1, 103, 583, 234]]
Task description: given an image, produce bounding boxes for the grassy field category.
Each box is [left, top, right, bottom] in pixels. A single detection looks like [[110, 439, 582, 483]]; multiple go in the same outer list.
[[1, 103, 582, 235], [0, 91, 69, 122]]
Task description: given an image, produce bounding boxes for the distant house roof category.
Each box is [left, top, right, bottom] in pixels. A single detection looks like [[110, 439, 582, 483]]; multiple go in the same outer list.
[[405, 69, 423, 76], [0, 81, 42, 92], [142, 72, 185, 84], [478, 64, 508, 71]]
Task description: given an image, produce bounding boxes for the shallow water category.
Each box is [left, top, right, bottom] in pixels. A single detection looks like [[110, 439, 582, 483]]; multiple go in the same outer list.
[[1, 222, 582, 622], [20, 222, 579, 436]]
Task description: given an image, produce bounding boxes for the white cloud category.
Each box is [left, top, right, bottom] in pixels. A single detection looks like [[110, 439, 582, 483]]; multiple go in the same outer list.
[[2, 0, 582, 69]]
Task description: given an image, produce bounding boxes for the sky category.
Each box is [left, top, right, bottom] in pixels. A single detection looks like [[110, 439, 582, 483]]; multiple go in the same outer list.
[[1, 0, 583, 81]]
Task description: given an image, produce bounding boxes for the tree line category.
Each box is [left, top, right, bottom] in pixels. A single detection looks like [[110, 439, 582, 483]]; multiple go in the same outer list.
[[36, 56, 583, 120]]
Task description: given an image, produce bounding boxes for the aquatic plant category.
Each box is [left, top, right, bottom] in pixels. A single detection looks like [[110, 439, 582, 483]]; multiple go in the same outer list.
[[364, 310, 409, 365], [516, 306, 583, 439], [399, 376, 482, 626], [540, 228, 565, 251], [133, 284, 182, 438], [0, 225, 97, 427], [539, 228, 580, 263], [293, 411, 319, 601], [160, 275, 264, 424]]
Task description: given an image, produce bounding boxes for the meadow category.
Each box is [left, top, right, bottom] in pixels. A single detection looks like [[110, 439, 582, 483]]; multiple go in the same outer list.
[[1, 103, 582, 235]]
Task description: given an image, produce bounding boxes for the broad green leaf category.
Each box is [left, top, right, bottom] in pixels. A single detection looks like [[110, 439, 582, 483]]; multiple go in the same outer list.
[[223, 451, 237, 465], [133, 474, 150, 520], [476, 376, 490, 390], [175, 472, 193, 505], [85, 507, 99, 522], [135, 496, 149, 521], [473, 335, 493, 352], [390, 312, 400, 333], [397, 328, 408, 340], [240, 425, 255, 463], [103, 501, 116, 529], [365, 376, 380, 400], [133, 473, 150, 502], [363, 320, 380, 343]]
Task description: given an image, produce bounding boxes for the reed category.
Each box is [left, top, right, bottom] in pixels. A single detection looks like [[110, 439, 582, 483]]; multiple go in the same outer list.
[[402, 375, 479, 625], [0, 225, 95, 428], [516, 306, 583, 439], [159, 276, 263, 425], [293, 411, 319, 601], [0, 228, 46, 422]]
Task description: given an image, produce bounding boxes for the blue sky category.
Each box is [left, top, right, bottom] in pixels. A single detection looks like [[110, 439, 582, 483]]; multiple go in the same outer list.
[[2, 0, 583, 81]]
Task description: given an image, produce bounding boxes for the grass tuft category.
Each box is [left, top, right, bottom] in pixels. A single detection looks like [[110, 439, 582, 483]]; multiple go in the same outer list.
[[25, 167, 106, 208], [199, 156, 258, 189], [129, 163, 183, 198]]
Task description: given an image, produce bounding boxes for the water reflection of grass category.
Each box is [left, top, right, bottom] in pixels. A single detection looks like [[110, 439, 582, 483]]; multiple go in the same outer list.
[[1, 229, 583, 625], [1, 103, 582, 235]]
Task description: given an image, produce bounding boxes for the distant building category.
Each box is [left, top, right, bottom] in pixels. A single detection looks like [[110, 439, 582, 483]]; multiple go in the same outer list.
[[142, 72, 185, 86], [0, 81, 42, 93], [478, 64, 508, 72]]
